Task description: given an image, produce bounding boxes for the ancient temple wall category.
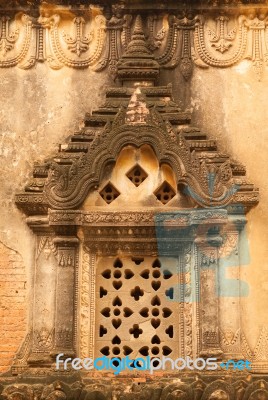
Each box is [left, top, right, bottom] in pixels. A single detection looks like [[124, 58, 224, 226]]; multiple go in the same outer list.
[[191, 65, 268, 349], [0, 42, 267, 373], [0, 65, 112, 373]]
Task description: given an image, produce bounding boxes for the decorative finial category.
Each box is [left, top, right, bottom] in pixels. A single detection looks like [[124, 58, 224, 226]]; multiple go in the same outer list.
[[116, 15, 160, 86], [125, 15, 151, 56], [133, 14, 143, 34]]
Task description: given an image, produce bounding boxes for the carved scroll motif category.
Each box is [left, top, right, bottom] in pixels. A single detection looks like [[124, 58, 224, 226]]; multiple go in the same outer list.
[[244, 16, 268, 79], [39, 13, 106, 69], [147, 14, 167, 52], [0, 11, 268, 78], [194, 14, 268, 78], [62, 17, 93, 57], [207, 16, 236, 53], [194, 15, 248, 67], [0, 14, 33, 68], [94, 14, 125, 75], [0, 16, 19, 55], [155, 15, 180, 67]]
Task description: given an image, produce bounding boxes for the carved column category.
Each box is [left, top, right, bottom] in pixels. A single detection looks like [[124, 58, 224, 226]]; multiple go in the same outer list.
[[195, 227, 223, 357], [29, 234, 58, 366], [218, 208, 247, 359], [155, 209, 227, 359], [51, 236, 79, 358], [20, 215, 80, 367]]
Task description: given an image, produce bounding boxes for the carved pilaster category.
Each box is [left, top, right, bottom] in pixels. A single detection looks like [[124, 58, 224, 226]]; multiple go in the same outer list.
[[51, 236, 79, 357], [195, 231, 223, 357], [181, 243, 195, 358], [219, 211, 247, 359], [155, 209, 228, 359], [27, 235, 58, 366]]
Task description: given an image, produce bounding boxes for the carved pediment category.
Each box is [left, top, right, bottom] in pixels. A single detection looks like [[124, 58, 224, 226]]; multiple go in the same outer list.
[[15, 15, 259, 215], [15, 87, 258, 214]]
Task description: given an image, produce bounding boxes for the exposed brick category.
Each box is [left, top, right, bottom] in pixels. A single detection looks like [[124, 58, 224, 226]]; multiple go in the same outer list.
[[0, 242, 27, 373]]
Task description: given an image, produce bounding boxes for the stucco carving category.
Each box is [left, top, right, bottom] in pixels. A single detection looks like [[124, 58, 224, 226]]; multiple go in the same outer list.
[[15, 10, 258, 212], [2, 377, 268, 399], [0, 3, 268, 79], [15, 50, 258, 212], [8, 5, 266, 398]]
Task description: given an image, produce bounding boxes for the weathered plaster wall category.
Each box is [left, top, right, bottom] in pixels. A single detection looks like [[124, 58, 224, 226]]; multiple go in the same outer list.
[[191, 64, 268, 350], [0, 65, 112, 372], [0, 59, 267, 371]]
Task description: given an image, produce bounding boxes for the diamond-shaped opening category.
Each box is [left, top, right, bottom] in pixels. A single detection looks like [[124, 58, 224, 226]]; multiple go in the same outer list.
[[154, 181, 176, 205], [126, 164, 148, 187], [100, 182, 120, 204]]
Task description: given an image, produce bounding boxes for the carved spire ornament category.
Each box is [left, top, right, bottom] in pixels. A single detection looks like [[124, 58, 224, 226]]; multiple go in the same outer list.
[[117, 15, 160, 85]]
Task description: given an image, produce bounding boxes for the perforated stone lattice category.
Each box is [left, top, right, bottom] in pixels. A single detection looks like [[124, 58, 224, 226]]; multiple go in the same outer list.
[[154, 181, 176, 205], [96, 257, 180, 362], [99, 182, 120, 204], [126, 164, 148, 187]]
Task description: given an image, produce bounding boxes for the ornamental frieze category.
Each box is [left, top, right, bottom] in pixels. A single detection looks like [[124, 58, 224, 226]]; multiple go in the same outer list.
[[1, 3, 268, 79]]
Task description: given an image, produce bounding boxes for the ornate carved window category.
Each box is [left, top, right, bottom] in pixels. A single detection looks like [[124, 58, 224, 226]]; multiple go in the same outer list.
[[13, 11, 260, 400], [96, 257, 179, 361]]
